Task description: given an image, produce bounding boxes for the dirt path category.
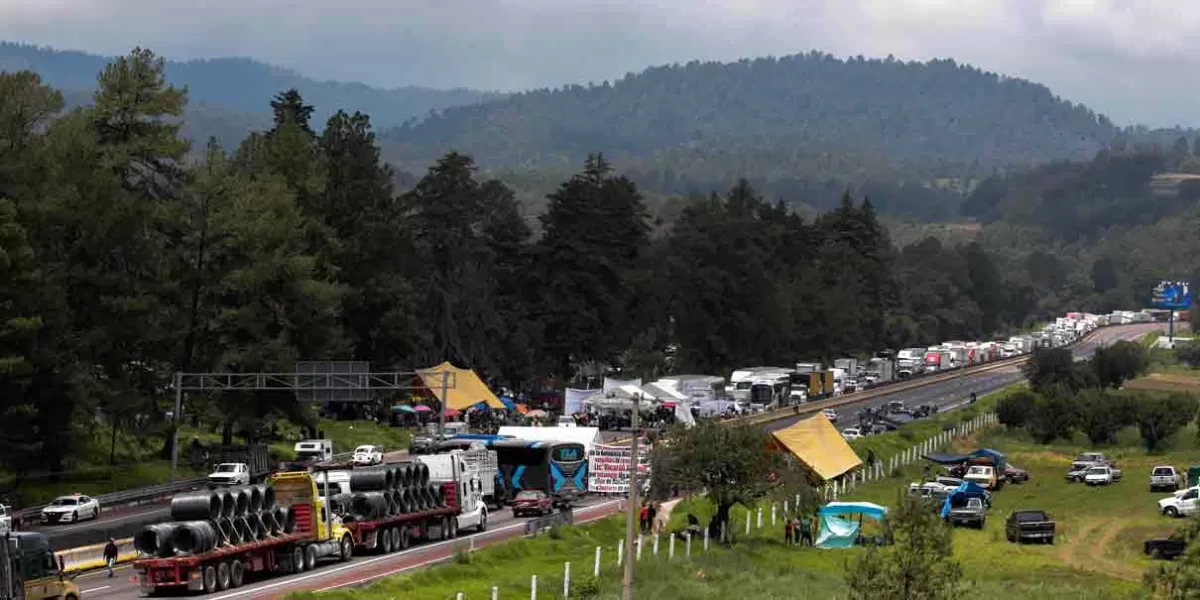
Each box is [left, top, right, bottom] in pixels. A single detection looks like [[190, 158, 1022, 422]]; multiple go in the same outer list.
[[1055, 518, 1142, 581]]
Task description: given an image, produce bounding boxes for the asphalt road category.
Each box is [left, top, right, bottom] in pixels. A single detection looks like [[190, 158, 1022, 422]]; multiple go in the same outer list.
[[761, 322, 1164, 433], [78, 497, 621, 600]]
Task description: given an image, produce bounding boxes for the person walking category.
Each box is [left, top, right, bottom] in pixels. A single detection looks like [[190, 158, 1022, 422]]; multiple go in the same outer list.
[[639, 503, 650, 533], [647, 502, 659, 534], [103, 538, 119, 577], [783, 517, 794, 545]]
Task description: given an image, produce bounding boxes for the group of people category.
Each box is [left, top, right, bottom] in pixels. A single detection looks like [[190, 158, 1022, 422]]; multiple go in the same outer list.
[[638, 501, 663, 533], [783, 513, 816, 546]]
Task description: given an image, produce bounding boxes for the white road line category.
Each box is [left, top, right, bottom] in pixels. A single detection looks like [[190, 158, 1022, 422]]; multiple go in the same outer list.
[[83, 585, 111, 593], [314, 509, 621, 592], [207, 500, 622, 600]]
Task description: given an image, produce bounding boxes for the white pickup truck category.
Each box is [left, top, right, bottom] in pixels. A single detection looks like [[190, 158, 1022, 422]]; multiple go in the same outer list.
[[1160, 486, 1200, 518], [208, 462, 253, 486], [1151, 466, 1181, 493], [1084, 465, 1117, 486]]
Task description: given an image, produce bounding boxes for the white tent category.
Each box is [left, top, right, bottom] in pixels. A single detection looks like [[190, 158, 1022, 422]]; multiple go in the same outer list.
[[497, 426, 604, 455]]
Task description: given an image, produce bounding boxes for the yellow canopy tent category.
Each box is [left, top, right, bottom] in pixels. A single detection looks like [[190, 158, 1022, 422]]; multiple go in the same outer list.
[[417, 362, 507, 410], [769, 412, 862, 482]]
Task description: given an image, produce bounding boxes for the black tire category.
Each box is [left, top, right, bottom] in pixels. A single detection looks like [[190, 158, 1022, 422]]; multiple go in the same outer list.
[[1167, 506, 1180, 518], [230, 561, 245, 588], [72, 511, 78, 522], [304, 545, 318, 571], [449, 517, 458, 539], [381, 528, 394, 553], [216, 562, 231, 591], [399, 526, 411, 550], [202, 565, 218, 594], [478, 509, 488, 533], [291, 547, 305, 573], [389, 528, 401, 552], [339, 534, 353, 562]]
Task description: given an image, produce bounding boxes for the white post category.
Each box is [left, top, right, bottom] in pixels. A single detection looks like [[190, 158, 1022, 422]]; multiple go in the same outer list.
[[784, 500, 789, 514], [653, 533, 660, 556], [617, 540, 623, 566], [636, 534, 643, 561], [704, 526, 710, 551], [686, 533, 692, 557], [531, 574, 537, 600], [594, 546, 602, 577], [745, 514, 751, 535], [492, 587, 498, 600], [457, 594, 464, 600], [564, 562, 571, 598], [670, 533, 676, 559], [757, 507, 763, 529], [771, 504, 777, 526], [795, 493, 800, 508]]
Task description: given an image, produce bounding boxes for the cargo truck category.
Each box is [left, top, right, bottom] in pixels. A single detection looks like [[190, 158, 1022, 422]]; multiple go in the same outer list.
[[2, 532, 81, 600], [135, 468, 475, 595], [207, 444, 272, 486]]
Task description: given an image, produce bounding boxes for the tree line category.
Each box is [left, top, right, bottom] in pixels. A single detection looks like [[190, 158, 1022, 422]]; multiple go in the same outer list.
[[0, 49, 1044, 476]]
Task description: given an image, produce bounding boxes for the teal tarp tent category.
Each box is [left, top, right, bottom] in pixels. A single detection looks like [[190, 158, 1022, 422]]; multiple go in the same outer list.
[[815, 501, 888, 549]]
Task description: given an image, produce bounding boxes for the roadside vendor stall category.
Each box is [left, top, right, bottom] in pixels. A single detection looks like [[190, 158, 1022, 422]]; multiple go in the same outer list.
[[815, 501, 889, 549]]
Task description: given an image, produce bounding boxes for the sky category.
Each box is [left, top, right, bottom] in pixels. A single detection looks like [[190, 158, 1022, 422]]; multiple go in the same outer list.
[[1, 0, 1198, 127]]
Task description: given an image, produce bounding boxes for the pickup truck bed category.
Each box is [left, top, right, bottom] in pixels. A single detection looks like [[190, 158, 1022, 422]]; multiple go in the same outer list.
[[1006, 511, 1055, 544], [1145, 538, 1187, 560]]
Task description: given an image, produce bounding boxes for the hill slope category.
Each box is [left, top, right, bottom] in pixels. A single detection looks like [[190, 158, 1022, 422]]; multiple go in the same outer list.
[[381, 52, 1119, 170], [0, 42, 500, 146]]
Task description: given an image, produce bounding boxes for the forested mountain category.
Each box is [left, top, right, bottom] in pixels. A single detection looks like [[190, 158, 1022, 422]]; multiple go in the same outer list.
[[0, 50, 1040, 475], [383, 52, 1117, 171], [0, 42, 499, 146]]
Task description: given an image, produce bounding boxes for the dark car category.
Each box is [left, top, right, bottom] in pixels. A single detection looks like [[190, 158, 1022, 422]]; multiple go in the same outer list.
[[1145, 535, 1187, 560], [1005, 510, 1055, 544], [1004, 464, 1030, 483], [512, 490, 554, 517]]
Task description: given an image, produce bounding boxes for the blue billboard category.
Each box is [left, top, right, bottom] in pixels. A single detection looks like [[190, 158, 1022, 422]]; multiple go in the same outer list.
[[1151, 281, 1191, 310]]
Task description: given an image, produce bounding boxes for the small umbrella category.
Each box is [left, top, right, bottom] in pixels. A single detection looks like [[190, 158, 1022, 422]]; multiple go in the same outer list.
[[527, 409, 548, 418], [444, 408, 462, 417], [392, 404, 416, 414], [413, 404, 432, 413]]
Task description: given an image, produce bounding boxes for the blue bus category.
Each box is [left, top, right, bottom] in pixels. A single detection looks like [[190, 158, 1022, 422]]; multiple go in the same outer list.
[[436, 436, 588, 506]]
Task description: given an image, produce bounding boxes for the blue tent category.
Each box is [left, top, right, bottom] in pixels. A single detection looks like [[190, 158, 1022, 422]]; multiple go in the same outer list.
[[499, 396, 517, 411], [939, 481, 991, 519], [922, 448, 1007, 471], [815, 502, 888, 549]]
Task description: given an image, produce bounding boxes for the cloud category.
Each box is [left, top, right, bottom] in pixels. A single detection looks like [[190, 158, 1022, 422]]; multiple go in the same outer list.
[[0, 0, 1197, 126]]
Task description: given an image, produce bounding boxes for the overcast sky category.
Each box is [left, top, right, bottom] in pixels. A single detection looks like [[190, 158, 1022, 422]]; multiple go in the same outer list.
[[1, 0, 1198, 127]]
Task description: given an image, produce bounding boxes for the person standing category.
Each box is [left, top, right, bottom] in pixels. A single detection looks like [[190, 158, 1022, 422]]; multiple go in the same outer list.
[[799, 514, 814, 547], [647, 502, 658, 534], [639, 503, 650, 533], [783, 517, 794, 545], [103, 538, 119, 577]]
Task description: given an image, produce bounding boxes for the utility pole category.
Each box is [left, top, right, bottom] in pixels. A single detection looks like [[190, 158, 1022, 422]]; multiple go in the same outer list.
[[621, 393, 641, 600], [169, 372, 183, 483], [437, 370, 451, 438]]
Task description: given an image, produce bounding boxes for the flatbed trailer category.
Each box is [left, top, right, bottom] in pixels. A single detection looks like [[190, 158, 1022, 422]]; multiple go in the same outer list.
[[344, 482, 461, 553]]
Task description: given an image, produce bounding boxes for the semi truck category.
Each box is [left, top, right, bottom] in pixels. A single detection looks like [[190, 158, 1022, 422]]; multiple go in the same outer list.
[[2, 532, 82, 600], [206, 444, 272, 486], [135, 467, 482, 595]]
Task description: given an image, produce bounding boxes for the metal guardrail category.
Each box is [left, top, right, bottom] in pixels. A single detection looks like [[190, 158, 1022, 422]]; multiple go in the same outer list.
[[11, 450, 356, 519], [524, 509, 575, 535]]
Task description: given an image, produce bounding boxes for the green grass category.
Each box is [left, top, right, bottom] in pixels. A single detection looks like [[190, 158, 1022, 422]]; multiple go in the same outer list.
[[0, 418, 411, 508]]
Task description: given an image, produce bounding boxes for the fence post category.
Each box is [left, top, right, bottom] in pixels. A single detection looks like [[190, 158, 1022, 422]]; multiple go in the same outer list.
[[564, 562, 571, 598], [686, 533, 692, 557], [745, 514, 751, 536], [617, 540, 623, 566], [704, 526, 710, 551], [757, 507, 763, 529], [493, 587, 498, 600], [670, 533, 676, 559], [653, 533, 660, 556], [594, 546, 602, 577], [784, 500, 789, 515], [637, 534, 643, 561], [795, 493, 800, 508], [531, 574, 537, 600], [722, 520, 728, 544], [457, 594, 463, 600], [771, 504, 777, 526]]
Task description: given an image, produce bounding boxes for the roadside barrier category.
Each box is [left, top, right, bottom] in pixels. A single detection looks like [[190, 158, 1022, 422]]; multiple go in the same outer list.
[[56, 537, 137, 573]]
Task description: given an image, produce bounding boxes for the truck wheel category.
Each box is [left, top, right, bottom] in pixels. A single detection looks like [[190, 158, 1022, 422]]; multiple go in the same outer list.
[[399, 527, 411, 550], [230, 561, 245, 588], [478, 510, 489, 533], [291, 547, 305, 573], [381, 528, 394, 554], [216, 562, 231, 591], [202, 565, 218, 594], [1167, 507, 1180, 518], [448, 517, 459, 539], [305, 545, 318, 571], [339, 534, 353, 562]]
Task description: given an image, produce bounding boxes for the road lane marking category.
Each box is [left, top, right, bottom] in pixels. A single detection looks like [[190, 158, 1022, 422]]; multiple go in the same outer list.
[[207, 500, 622, 600], [83, 585, 111, 592]]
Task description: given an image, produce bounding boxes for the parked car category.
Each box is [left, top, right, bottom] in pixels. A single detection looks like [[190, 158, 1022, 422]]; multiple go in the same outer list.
[[1005, 510, 1056, 544], [947, 497, 988, 529], [41, 494, 100, 524], [963, 465, 1000, 490], [1084, 466, 1117, 486], [823, 409, 839, 423], [1145, 535, 1188, 560], [1003, 464, 1030, 483], [351, 444, 384, 466], [1160, 486, 1200, 518], [841, 427, 862, 440], [409, 435, 436, 455], [1072, 452, 1116, 471], [1151, 466, 1181, 493], [512, 490, 555, 517]]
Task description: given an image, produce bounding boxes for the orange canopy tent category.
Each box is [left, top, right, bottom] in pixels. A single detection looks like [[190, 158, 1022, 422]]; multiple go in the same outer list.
[[417, 362, 507, 411]]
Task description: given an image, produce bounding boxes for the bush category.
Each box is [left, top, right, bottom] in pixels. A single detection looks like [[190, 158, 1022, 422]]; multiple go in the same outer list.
[[1076, 389, 1135, 446], [572, 574, 601, 599], [1027, 392, 1080, 444], [1179, 341, 1200, 368], [996, 390, 1038, 429], [1136, 393, 1197, 452], [1093, 341, 1149, 388]]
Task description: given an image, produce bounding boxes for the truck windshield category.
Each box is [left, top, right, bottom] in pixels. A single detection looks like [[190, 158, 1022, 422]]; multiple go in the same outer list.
[[216, 464, 237, 472], [1015, 512, 1047, 522]]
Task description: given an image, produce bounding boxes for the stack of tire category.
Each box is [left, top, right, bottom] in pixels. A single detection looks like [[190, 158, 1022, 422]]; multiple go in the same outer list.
[[345, 462, 446, 522], [134, 484, 298, 558]]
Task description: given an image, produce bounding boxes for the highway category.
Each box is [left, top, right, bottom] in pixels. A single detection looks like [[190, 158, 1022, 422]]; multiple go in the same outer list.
[[74, 497, 623, 600], [49, 322, 1162, 597]]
